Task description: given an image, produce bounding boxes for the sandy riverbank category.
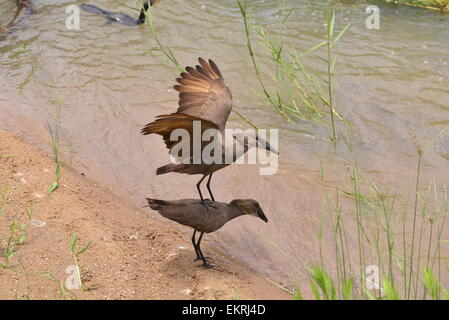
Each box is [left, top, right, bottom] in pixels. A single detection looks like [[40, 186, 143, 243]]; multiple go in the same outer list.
[[0, 129, 290, 300]]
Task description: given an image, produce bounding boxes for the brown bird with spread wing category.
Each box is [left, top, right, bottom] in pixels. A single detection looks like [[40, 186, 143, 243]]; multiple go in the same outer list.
[[141, 58, 277, 206]]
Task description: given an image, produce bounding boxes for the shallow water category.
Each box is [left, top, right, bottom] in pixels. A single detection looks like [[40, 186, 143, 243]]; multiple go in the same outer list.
[[0, 0, 448, 286]]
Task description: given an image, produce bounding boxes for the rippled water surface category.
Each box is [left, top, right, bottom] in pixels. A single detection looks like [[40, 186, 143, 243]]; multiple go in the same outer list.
[[1, 0, 448, 285]]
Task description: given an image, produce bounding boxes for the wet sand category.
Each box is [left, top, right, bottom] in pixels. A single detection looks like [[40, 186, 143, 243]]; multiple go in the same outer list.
[[0, 129, 290, 299]]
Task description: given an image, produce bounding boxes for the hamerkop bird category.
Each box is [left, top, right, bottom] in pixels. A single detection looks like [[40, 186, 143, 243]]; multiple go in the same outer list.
[[141, 58, 278, 205], [146, 198, 268, 269], [81, 0, 160, 26]]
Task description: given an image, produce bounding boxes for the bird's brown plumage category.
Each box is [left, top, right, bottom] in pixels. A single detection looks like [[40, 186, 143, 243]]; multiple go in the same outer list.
[[141, 58, 232, 147], [174, 58, 232, 131], [141, 113, 217, 155], [147, 197, 268, 232], [141, 58, 234, 202], [145, 197, 268, 268]]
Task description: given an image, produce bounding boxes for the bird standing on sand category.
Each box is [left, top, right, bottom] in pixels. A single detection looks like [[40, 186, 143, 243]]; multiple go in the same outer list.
[[146, 198, 268, 269], [81, 0, 160, 26], [141, 58, 278, 206]]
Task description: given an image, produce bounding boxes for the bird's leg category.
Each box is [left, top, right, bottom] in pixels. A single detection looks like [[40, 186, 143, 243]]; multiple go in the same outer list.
[[206, 173, 215, 201], [194, 237, 211, 262], [192, 230, 211, 263], [197, 175, 216, 209], [196, 175, 206, 202], [195, 232, 210, 264], [191, 230, 201, 260], [195, 232, 218, 270]]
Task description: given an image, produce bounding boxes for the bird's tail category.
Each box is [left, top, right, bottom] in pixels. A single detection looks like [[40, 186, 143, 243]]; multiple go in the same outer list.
[[156, 163, 185, 175], [146, 198, 168, 210]]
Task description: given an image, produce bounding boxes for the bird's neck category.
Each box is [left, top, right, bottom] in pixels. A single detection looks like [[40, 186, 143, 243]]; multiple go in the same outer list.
[[137, 1, 151, 25], [228, 205, 247, 221]]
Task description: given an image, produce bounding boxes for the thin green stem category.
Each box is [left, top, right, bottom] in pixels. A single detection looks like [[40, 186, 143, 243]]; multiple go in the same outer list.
[[407, 152, 422, 299]]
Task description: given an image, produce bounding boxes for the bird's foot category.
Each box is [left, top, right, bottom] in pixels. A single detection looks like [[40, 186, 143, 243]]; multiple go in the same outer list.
[[202, 261, 221, 271]]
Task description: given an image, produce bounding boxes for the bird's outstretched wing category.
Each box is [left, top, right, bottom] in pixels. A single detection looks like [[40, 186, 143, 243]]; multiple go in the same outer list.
[[174, 57, 232, 132], [141, 113, 219, 161]]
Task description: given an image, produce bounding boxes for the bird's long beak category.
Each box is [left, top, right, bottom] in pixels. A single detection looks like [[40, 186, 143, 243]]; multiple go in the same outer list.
[[258, 136, 279, 155], [257, 205, 268, 223]]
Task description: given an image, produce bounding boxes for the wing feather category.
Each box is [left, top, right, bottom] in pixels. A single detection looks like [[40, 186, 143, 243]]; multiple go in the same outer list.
[[141, 113, 218, 158], [174, 58, 232, 131]]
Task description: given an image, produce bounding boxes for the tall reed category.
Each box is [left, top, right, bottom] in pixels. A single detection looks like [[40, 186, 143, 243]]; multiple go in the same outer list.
[[237, 1, 349, 141], [298, 138, 449, 300], [47, 92, 64, 193]]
